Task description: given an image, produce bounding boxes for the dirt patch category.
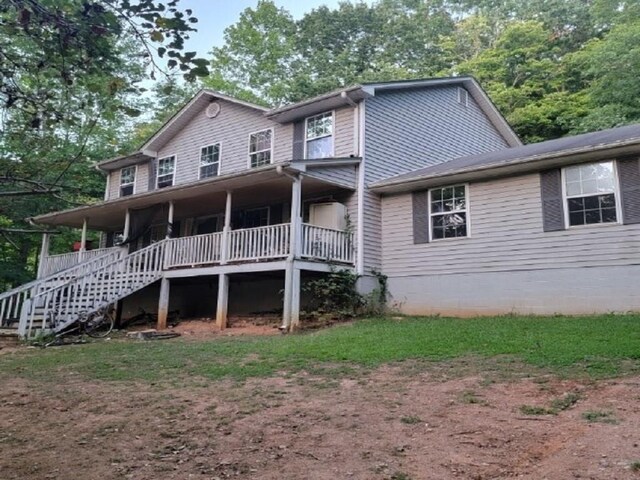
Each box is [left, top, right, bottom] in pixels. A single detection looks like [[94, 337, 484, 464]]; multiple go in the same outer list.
[[2, 367, 640, 479]]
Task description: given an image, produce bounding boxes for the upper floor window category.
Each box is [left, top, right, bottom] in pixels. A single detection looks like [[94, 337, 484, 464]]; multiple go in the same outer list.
[[157, 155, 175, 188], [563, 161, 619, 227], [249, 129, 273, 168], [429, 185, 468, 240], [200, 144, 221, 179], [120, 166, 135, 197], [305, 112, 334, 159]]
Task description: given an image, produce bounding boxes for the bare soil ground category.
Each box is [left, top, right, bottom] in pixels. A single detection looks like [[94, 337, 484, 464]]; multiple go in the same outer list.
[[2, 362, 640, 479]]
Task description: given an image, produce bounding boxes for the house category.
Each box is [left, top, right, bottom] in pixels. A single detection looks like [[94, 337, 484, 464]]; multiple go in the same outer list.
[[1, 77, 638, 338]]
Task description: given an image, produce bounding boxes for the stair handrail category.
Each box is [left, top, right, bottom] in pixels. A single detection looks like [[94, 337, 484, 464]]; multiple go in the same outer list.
[[21, 239, 168, 337], [0, 247, 125, 329]]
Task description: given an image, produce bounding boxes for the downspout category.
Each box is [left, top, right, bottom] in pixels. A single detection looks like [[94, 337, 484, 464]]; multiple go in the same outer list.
[[356, 100, 366, 276]]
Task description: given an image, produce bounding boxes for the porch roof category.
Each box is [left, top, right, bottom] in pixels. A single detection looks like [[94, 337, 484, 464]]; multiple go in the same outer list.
[[30, 163, 355, 230]]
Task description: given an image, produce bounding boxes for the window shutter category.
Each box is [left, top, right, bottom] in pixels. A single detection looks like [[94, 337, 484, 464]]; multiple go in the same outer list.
[[292, 120, 305, 159], [540, 169, 565, 232], [412, 190, 430, 244], [618, 156, 640, 225], [148, 159, 157, 191], [106, 232, 115, 248]]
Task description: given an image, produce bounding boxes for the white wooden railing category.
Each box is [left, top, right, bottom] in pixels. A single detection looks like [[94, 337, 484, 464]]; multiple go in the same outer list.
[[165, 232, 223, 268], [0, 247, 125, 329], [228, 224, 291, 262], [301, 223, 355, 264], [21, 240, 167, 337], [39, 247, 123, 278]]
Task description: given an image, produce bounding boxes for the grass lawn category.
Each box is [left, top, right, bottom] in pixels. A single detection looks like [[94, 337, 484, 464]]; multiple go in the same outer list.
[[2, 314, 640, 383]]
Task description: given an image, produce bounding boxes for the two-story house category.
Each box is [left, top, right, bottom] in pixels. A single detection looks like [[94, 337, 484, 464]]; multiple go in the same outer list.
[[2, 76, 639, 338]]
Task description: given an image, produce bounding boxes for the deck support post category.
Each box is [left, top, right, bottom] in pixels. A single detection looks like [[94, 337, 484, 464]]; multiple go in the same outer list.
[[36, 233, 50, 279], [79, 217, 88, 261], [220, 191, 232, 265], [216, 273, 229, 329], [282, 175, 302, 331], [157, 277, 170, 330]]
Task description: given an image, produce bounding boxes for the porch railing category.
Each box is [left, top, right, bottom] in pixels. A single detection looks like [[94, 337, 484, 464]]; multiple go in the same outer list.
[[165, 232, 223, 268], [301, 223, 355, 264], [39, 247, 123, 278], [227, 224, 291, 262]]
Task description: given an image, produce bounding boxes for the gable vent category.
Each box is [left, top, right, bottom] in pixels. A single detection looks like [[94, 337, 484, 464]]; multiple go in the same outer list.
[[457, 87, 469, 107], [205, 102, 221, 118]]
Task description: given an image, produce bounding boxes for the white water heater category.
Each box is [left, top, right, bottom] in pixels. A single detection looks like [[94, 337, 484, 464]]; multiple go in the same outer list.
[[309, 202, 347, 230]]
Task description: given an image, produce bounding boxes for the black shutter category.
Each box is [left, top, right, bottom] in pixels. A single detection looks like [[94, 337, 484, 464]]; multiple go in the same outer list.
[[618, 156, 640, 225], [292, 120, 305, 160], [148, 159, 157, 191], [270, 204, 283, 224], [412, 190, 430, 244], [106, 232, 115, 248], [540, 169, 565, 232]]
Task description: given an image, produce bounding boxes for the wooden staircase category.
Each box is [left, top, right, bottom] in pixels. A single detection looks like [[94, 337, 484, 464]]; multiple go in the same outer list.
[[0, 240, 167, 338]]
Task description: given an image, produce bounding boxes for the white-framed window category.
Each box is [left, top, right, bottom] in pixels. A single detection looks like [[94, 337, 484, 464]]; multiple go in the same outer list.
[[157, 155, 175, 188], [120, 166, 136, 197], [248, 129, 273, 168], [429, 184, 469, 240], [200, 144, 221, 179], [305, 111, 334, 159], [563, 161, 620, 227]]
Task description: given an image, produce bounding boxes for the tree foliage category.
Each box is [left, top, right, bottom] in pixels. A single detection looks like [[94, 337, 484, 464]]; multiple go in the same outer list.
[[208, 0, 640, 142]]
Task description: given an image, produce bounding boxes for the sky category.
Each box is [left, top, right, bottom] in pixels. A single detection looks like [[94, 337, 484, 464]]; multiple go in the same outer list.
[[179, 0, 371, 57]]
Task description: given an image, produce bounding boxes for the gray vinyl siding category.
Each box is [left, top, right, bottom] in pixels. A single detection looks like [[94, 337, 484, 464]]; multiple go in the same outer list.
[[333, 106, 357, 158], [362, 86, 510, 271], [136, 163, 149, 194], [304, 165, 357, 189], [107, 170, 119, 200], [155, 99, 291, 187], [381, 173, 640, 277]]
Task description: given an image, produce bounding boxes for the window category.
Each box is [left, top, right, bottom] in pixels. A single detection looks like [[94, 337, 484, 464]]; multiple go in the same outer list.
[[120, 166, 135, 197], [305, 112, 334, 159], [200, 144, 221, 179], [243, 207, 270, 228], [157, 156, 175, 188], [429, 185, 468, 240], [249, 129, 272, 168], [563, 161, 619, 227]]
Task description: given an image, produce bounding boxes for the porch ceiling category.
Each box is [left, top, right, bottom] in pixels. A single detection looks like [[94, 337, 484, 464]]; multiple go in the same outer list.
[[30, 164, 352, 230]]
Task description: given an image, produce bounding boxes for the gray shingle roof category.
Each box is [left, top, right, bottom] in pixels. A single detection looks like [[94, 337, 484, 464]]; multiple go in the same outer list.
[[373, 123, 640, 189]]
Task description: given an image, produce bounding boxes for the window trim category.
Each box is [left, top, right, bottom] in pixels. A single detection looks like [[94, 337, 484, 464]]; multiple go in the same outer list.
[[199, 143, 222, 179], [427, 183, 471, 242], [119, 165, 137, 198], [560, 161, 623, 229], [304, 110, 335, 159], [247, 128, 275, 169], [156, 155, 176, 189]]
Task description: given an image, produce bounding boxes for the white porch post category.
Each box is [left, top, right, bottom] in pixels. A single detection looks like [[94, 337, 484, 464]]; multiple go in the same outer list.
[[157, 277, 170, 330], [220, 191, 232, 265], [166, 201, 175, 238], [282, 175, 302, 331], [216, 273, 230, 329], [123, 209, 131, 240], [36, 233, 50, 279], [79, 217, 88, 260]]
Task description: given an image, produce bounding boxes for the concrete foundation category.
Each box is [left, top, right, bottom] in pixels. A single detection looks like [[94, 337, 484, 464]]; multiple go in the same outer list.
[[387, 265, 640, 316]]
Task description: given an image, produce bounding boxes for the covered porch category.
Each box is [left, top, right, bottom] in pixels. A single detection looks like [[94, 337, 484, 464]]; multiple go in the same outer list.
[[31, 164, 357, 331]]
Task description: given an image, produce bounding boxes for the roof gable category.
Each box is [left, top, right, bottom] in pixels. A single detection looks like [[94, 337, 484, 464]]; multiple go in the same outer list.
[[140, 90, 269, 155]]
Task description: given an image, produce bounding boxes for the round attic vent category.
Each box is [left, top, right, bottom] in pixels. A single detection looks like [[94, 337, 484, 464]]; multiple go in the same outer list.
[[205, 102, 221, 118]]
